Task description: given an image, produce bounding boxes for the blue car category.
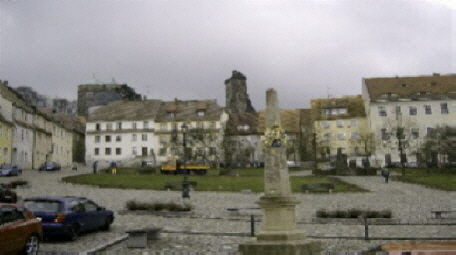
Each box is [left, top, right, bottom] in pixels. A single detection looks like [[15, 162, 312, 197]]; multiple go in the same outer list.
[[23, 196, 114, 240], [0, 164, 22, 177]]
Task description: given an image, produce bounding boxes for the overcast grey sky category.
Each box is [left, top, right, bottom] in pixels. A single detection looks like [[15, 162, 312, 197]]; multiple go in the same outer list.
[[1, 0, 454, 109]]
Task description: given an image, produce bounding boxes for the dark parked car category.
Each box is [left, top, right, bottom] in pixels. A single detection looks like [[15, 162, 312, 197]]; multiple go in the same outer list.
[[0, 163, 22, 177], [0, 183, 18, 203], [0, 203, 43, 254], [39, 162, 61, 171], [23, 196, 114, 240]]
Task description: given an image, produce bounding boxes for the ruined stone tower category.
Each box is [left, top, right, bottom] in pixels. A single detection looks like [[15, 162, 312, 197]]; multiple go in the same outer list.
[[225, 70, 256, 114]]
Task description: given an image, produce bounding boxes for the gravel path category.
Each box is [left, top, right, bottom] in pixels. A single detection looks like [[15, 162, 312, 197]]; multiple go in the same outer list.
[[3, 167, 454, 254]]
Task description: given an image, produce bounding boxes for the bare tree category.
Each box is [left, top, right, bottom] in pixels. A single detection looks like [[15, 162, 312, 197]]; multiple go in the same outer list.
[[350, 132, 376, 168]]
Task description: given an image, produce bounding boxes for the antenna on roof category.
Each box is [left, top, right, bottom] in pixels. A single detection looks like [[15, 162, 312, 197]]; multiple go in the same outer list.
[[326, 85, 332, 99]]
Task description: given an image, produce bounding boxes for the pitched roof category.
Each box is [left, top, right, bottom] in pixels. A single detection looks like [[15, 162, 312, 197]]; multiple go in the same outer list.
[[257, 109, 301, 133], [88, 100, 162, 122], [155, 99, 224, 122], [364, 74, 456, 102], [311, 95, 366, 121]]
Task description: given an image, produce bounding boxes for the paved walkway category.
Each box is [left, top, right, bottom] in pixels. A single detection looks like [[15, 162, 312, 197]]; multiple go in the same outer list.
[[2, 167, 454, 254]]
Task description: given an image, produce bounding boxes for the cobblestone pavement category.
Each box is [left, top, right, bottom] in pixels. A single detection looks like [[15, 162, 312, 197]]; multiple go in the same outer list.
[[3, 167, 454, 254]]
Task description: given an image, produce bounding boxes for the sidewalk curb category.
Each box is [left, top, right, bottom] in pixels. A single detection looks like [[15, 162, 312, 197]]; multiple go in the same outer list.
[[80, 234, 129, 255]]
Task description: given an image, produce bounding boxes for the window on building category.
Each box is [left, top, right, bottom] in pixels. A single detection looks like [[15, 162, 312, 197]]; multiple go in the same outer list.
[[381, 128, 390, 140], [409, 106, 417, 116], [105, 148, 111, 155], [105, 135, 111, 142], [209, 122, 216, 129], [171, 122, 178, 131], [95, 136, 100, 143], [142, 134, 147, 141], [132, 147, 137, 155], [396, 106, 401, 115], [350, 119, 357, 127], [117, 122, 122, 130], [337, 133, 346, 140], [378, 106, 387, 116], [351, 132, 360, 140], [160, 124, 167, 132], [197, 122, 204, 129], [143, 121, 149, 129], [116, 135, 121, 142], [106, 123, 113, 130], [116, 148, 121, 155], [323, 133, 331, 141], [320, 122, 330, 129], [441, 103, 449, 114], [427, 127, 434, 135], [168, 112, 176, 118], [159, 148, 167, 156], [354, 147, 360, 155], [209, 147, 216, 155], [132, 134, 137, 141], [160, 136, 167, 144], [411, 128, 419, 139], [94, 148, 99, 155], [132, 122, 137, 129], [424, 105, 432, 115], [336, 120, 344, 128]]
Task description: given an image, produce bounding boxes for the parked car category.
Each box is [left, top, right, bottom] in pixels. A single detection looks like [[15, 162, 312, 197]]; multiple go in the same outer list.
[[23, 196, 114, 240], [287, 161, 301, 168], [0, 183, 18, 203], [0, 163, 22, 177], [0, 203, 43, 254], [39, 162, 61, 171]]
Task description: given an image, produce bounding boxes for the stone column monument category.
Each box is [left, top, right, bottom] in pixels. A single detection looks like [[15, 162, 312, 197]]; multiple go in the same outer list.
[[239, 89, 321, 255]]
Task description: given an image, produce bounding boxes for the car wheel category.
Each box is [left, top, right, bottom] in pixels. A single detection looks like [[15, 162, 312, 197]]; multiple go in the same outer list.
[[100, 216, 113, 231], [68, 225, 80, 241], [23, 234, 40, 255]]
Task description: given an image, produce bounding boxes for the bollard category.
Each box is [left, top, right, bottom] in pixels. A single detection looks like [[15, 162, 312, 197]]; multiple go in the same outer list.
[[250, 215, 255, 237]]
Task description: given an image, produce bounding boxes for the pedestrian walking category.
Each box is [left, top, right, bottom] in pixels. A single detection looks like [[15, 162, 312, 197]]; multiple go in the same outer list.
[[381, 168, 390, 183], [93, 161, 98, 174], [111, 161, 117, 175]]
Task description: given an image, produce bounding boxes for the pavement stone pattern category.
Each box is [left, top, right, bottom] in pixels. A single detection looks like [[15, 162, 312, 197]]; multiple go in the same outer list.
[[3, 166, 454, 254]]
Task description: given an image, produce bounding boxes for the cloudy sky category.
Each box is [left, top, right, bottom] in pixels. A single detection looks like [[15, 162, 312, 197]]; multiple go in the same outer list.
[[0, 0, 454, 109]]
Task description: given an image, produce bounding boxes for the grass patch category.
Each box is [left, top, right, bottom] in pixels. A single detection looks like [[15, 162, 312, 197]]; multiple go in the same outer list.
[[390, 168, 456, 176], [393, 175, 456, 191], [62, 168, 365, 193]]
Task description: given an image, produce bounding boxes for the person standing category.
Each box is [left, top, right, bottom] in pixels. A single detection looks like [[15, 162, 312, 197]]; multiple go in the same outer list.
[[111, 161, 117, 175], [93, 161, 98, 174], [381, 168, 390, 183]]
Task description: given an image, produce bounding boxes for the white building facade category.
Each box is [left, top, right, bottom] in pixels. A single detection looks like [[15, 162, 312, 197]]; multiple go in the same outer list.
[[362, 74, 456, 167]]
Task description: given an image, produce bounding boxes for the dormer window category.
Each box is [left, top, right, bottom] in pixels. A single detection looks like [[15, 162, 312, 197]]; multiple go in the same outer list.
[[237, 124, 250, 131], [197, 110, 206, 117], [168, 112, 176, 118]]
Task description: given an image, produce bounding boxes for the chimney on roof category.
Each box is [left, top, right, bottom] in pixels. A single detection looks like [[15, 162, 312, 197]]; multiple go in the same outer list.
[[433, 73, 440, 77]]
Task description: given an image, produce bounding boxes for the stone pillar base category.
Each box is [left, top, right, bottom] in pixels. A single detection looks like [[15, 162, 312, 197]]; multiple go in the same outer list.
[[239, 239, 322, 255]]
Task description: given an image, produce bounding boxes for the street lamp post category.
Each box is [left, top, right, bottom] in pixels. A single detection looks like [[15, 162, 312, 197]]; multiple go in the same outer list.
[[181, 123, 190, 199]]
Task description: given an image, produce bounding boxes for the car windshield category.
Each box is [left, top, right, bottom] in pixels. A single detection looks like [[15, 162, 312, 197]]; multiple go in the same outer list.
[[1, 164, 11, 169], [24, 200, 62, 212], [45, 162, 54, 167]]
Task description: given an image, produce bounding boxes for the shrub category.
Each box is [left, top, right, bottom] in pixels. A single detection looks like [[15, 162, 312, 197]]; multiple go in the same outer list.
[[348, 208, 362, 218], [316, 208, 392, 218], [136, 167, 156, 175], [9, 180, 29, 189], [316, 210, 327, 218], [126, 200, 192, 212]]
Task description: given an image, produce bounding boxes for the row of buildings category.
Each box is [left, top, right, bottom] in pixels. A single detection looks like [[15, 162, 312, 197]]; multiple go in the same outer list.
[[0, 80, 85, 169], [84, 71, 456, 168]]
